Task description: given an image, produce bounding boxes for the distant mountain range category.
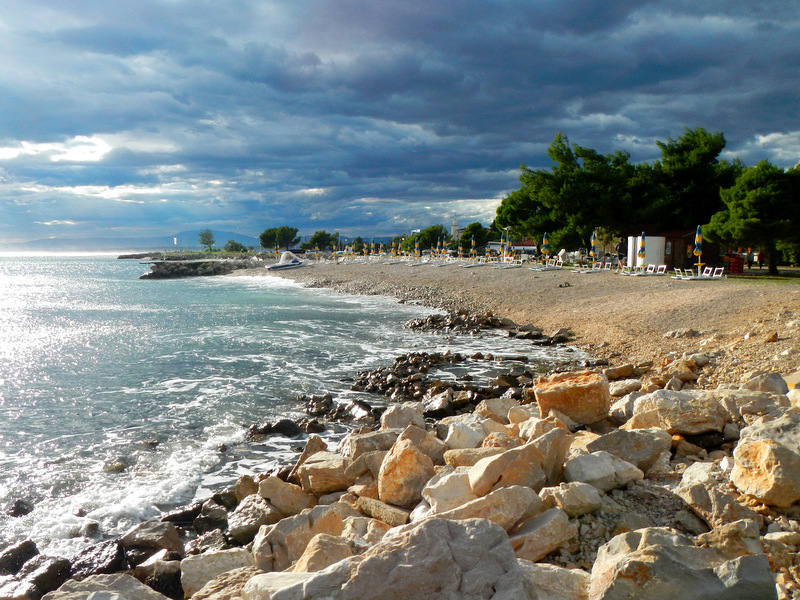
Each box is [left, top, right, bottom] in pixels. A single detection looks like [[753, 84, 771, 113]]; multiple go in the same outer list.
[[1, 230, 262, 252]]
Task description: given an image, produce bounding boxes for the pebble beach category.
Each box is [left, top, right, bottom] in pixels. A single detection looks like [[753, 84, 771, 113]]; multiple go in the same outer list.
[[251, 259, 800, 389]]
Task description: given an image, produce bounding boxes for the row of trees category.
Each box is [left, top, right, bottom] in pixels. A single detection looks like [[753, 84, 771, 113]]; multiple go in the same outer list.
[[259, 226, 300, 251], [495, 127, 800, 273]]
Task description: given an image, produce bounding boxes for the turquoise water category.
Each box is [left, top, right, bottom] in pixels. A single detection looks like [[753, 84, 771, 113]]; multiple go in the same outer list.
[[0, 255, 575, 557]]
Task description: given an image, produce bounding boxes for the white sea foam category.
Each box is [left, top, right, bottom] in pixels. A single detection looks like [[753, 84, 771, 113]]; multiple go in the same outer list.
[[0, 255, 580, 557]]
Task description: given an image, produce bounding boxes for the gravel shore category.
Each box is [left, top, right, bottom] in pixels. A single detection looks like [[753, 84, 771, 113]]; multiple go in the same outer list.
[[236, 259, 800, 388]]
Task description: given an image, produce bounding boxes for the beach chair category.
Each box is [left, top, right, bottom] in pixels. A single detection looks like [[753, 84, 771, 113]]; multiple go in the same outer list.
[[645, 264, 656, 274], [671, 268, 683, 279], [701, 266, 713, 277], [603, 261, 612, 270], [683, 268, 696, 278], [656, 265, 667, 275], [712, 267, 725, 278]]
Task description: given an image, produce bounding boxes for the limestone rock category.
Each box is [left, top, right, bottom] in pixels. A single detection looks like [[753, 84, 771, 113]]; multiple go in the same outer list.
[[608, 379, 642, 397], [339, 430, 399, 459], [396, 424, 447, 465], [585, 428, 672, 473], [227, 494, 283, 544], [252, 502, 359, 572], [234, 474, 259, 501], [709, 389, 790, 423], [529, 427, 572, 486], [608, 392, 641, 425], [563, 451, 643, 492], [602, 364, 634, 381], [741, 372, 790, 394], [623, 390, 730, 435], [517, 561, 589, 600], [474, 396, 520, 424], [240, 572, 313, 599], [293, 533, 356, 573], [508, 404, 541, 424], [296, 451, 354, 495], [481, 431, 523, 449], [468, 440, 547, 496], [731, 412, 800, 507], [695, 519, 764, 560], [380, 402, 425, 430], [443, 447, 503, 467], [509, 507, 578, 562], [378, 438, 435, 508], [441, 413, 505, 449], [341, 516, 392, 546], [355, 496, 410, 527], [41, 573, 171, 600], [120, 520, 184, 557], [244, 518, 537, 600], [517, 416, 568, 443], [180, 548, 255, 599], [732, 439, 800, 507], [539, 482, 602, 517], [287, 435, 328, 484], [675, 462, 763, 528], [589, 527, 776, 599], [533, 370, 611, 425], [258, 476, 317, 517], [435, 485, 543, 531], [422, 469, 478, 513], [192, 566, 261, 600]]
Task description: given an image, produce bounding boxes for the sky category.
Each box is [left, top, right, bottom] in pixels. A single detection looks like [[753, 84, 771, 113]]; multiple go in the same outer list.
[[1, 0, 799, 246]]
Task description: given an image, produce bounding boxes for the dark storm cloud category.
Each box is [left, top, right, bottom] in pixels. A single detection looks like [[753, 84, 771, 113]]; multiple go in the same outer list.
[[0, 0, 798, 245]]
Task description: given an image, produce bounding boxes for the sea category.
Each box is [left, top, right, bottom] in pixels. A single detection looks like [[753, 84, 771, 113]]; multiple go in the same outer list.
[[0, 254, 578, 558]]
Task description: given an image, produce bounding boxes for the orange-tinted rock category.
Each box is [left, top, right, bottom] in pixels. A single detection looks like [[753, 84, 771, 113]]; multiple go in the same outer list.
[[533, 370, 611, 425]]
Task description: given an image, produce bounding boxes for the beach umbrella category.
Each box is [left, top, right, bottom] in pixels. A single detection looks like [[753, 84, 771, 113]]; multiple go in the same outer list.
[[471, 235, 476, 257], [541, 233, 549, 256], [380, 242, 384, 254], [637, 232, 646, 264], [458, 242, 463, 258], [693, 225, 703, 275], [415, 238, 420, 258], [693, 225, 703, 257], [590, 231, 597, 262]]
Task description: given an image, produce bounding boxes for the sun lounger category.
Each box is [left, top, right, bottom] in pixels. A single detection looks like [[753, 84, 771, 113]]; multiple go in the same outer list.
[[677, 265, 725, 281], [529, 258, 562, 271], [656, 265, 667, 275]]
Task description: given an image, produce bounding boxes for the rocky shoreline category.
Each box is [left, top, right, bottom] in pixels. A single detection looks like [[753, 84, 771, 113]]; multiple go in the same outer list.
[[4, 262, 800, 599]]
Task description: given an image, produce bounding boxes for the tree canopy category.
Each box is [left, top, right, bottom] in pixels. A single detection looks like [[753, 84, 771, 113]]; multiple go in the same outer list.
[[707, 160, 799, 273], [459, 222, 491, 250], [198, 229, 215, 251], [300, 230, 339, 251], [496, 127, 743, 252], [260, 226, 300, 250], [223, 240, 247, 252], [403, 224, 449, 252]]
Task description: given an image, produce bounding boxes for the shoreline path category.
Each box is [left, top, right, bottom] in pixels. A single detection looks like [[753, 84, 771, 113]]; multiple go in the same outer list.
[[235, 261, 800, 388]]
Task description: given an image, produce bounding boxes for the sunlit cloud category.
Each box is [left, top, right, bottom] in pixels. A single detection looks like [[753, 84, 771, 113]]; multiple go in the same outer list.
[[34, 220, 79, 226], [0, 136, 112, 162]]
